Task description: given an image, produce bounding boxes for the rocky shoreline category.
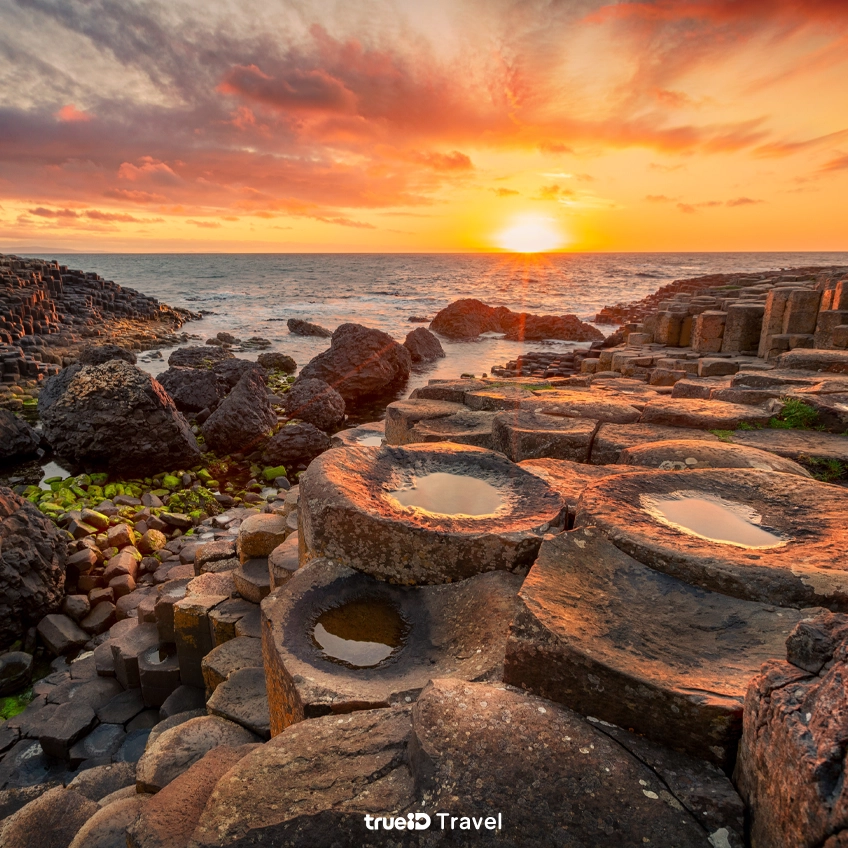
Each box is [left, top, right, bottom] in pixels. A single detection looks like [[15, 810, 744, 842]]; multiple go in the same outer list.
[[0, 257, 847, 847]]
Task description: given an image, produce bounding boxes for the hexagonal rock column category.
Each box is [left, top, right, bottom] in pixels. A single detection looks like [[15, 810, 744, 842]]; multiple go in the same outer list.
[[191, 679, 740, 848], [491, 410, 598, 462], [590, 423, 719, 465], [617, 438, 812, 476], [261, 558, 521, 734], [638, 398, 771, 430], [575, 468, 848, 609], [383, 399, 465, 445], [520, 391, 641, 423], [404, 408, 497, 449], [503, 527, 804, 767], [298, 443, 565, 583]]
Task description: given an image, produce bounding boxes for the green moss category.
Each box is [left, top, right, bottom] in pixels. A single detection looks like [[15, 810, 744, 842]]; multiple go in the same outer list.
[[162, 474, 181, 491], [167, 486, 223, 517], [263, 465, 286, 482], [0, 687, 34, 721], [710, 429, 734, 442], [769, 398, 819, 430], [803, 456, 848, 483]]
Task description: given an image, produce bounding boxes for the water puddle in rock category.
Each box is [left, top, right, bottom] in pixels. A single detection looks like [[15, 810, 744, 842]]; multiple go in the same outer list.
[[388, 472, 503, 516], [641, 490, 786, 549], [357, 434, 384, 446], [142, 645, 176, 666], [312, 597, 407, 668]]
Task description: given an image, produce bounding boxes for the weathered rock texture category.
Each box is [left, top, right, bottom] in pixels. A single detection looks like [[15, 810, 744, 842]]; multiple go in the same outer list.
[[201, 369, 276, 454], [403, 327, 445, 362], [299, 443, 565, 583], [38, 361, 200, 474], [430, 297, 604, 342], [261, 559, 520, 733], [0, 487, 68, 645], [283, 377, 345, 431], [297, 322, 411, 403], [0, 410, 40, 462]]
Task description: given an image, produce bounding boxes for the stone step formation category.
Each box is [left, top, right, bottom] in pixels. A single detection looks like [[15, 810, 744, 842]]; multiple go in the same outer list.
[[4, 262, 848, 846], [0, 254, 195, 395]]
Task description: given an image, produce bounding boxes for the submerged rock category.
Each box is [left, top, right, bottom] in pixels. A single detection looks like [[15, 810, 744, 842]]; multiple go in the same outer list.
[[298, 323, 411, 403], [287, 318, 332, 338], [38, 361, 201, 475], [403, 327, 445, 363], [0, 487, 67, 646]]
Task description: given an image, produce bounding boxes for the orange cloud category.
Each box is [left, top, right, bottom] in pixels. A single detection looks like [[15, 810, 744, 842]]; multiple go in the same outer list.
[[56, 104, 91, 123]]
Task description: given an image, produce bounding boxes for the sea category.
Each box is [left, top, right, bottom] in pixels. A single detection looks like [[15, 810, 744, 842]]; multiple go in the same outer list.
[[24, 252, 848, 395]]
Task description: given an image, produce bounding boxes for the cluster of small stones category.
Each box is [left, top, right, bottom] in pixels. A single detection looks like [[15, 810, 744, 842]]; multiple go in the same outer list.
[[491, 344, 604, 379], [3, 263, 848, 846], [0, 254, 197, 414]]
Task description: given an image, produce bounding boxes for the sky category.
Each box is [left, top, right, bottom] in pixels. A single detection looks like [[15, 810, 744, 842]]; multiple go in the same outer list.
[[0, 0, 847, 253]]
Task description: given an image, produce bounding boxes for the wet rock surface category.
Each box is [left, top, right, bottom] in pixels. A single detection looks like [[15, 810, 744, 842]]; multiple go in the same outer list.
[[299, 443, 565, 583], [261, 559, 520, 733], [503, 527, 804, 766], [403, 327, 445, 363], [576, 468, 848, 608], [38, 361, 201, 474]]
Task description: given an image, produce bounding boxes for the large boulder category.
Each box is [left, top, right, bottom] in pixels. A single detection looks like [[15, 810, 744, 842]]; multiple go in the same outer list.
[[262, 422, 330, 466], [201, 369, 276, 454], [297, 323, 411, 403], [735, 612, 848, 848], [283, 378, 345, 431], [403, 327, 445, 363], [77, 344, 136, 366], [257, 352, 296, 373], [167, 346, 233, 368], [156, 367, 221, 413], [0, 488, 67, 646], [38, 362, 201, 475], [212, 359, 264, 392], [429, 298, 503, 339], [430, 298, 604, 342], [0, 410, 40, 463], [287, 318, 331, 338]]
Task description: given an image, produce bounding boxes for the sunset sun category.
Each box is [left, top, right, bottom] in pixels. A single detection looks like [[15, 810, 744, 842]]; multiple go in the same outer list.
[[495, 215, 565, 253]]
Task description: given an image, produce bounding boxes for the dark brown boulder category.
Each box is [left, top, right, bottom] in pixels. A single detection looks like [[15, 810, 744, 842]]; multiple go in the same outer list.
[[297, 323, 411, 403], [257, 351, 297, 373], [38, 361, 201, 475], [201, 369, 276, 455], [283, 378, 345, 431], [167, 346, 233, 368], [0, 410, 40, 463], [429, 298, 503, 339], [494, 306, 604, 342], [287, 317, 331, 338], [403, 327, 445, 363], [156, 367, 221, 413], [262, 422, 331, 466], [734, 614, 848, 848], [0, 488, 67, 646], [0, 786, 99, 848], [77, 344, 137, 366]]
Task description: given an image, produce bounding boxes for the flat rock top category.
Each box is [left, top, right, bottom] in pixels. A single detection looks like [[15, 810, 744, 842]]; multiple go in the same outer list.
[[576, 468, 848, 608], [386, 399, 465, 420], [302, 442, 563, 533], [639, 397, 771, 427], [494, 409, 599, 434], [519, 458, 635, 510], [517, 528, 804, 704], [520, 390, 641, 423], [618, 438, 812, 476]]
